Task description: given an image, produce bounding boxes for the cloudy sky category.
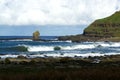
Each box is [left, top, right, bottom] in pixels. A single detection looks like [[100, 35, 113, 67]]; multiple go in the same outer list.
[[0, 0, 120, 36]]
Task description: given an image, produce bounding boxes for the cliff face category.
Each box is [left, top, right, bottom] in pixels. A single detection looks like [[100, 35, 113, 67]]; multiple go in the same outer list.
[[83, 11, 120, 38]]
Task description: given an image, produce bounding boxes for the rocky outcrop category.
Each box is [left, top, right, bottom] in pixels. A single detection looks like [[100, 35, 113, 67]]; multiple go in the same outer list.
[[32, 31, 40, 41]]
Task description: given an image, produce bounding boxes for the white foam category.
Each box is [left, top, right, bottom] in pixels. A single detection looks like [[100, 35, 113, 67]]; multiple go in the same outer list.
[[9, 39, 32, 41], [0, 55, 18, 58], [28, 46, 54, 52], [28, 53, 105, 58], [95, 42, 120, 47], [61, 44, 95, 50], [104, 52, 120, 55], [1, 52, 120, 59], [51, 40, 72, 43], [22, 42, 120, 52], [26, 44, 96, 52]]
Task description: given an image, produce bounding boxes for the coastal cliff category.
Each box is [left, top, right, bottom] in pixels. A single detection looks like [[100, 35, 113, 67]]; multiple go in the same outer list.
[[59, 11, 120, 42], [84, 11, 120, 38]]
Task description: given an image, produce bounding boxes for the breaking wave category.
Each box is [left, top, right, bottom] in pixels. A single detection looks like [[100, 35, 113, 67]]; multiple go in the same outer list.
[[27, 44, 95, 52], [94, 42, 120, 47], [26, 42, 120, 52], [0, 46, 28, 52], [1, 42, 120, 52]]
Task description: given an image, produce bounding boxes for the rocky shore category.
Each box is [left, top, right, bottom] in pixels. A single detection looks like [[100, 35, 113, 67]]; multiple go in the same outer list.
[[58, 35, 120, 42], [1, 54, 120, 65], [0, 55, 120, 80]]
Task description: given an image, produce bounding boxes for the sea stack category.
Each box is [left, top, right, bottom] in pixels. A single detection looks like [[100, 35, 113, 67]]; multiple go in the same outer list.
[[32, 31, 40, 41]]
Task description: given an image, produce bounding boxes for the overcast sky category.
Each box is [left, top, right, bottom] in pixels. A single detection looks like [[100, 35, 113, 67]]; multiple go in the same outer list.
[[0, 0, 120, 36]]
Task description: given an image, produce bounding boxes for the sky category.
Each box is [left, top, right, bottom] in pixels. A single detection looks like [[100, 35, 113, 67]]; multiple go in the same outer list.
[[0, 0, 120, 36]]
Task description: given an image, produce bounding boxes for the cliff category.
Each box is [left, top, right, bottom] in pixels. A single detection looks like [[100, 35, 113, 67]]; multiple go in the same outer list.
[[59, 11, 120, 42]]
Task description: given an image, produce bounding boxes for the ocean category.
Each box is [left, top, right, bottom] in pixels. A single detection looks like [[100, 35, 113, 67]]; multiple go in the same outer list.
[[0, 36, 120, 58]]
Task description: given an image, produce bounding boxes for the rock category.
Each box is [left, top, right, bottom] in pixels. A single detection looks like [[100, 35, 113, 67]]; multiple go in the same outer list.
[[17, 55, 27, 59], [54, 46, 61, 50], [32, 31, 40, 41]]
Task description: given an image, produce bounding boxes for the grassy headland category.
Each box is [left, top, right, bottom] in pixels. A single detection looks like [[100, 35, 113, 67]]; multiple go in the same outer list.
[[59, 11, 120, 42]]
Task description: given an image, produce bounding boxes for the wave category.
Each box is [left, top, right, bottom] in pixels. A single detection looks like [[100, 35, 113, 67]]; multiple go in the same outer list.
[[0, 54, 18, 58], [25, 42, 120, 52], [0, 53, 104, 58], [26, 44, 96, 52], [1, 52, 120, 59], [0, 46, 28, 52], [28, 46, 54, 52], [9, 39, 33, 41], [94, 42, 120, 48], [1, 42, 120, 52], [0, 39, 33, 42], [51, 40, 72, 43], [38, 53, 105, 58], [45, 52, 120, 57]]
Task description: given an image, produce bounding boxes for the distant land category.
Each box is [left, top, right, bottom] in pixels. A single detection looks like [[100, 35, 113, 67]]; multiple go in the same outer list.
[[59, 11, 120, 42]]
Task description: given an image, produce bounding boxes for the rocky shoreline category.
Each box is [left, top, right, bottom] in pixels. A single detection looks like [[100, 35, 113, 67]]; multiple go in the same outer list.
[[0, 55, 120, 80], [58, 35, 120, 42], [1, 54, 120, 66]]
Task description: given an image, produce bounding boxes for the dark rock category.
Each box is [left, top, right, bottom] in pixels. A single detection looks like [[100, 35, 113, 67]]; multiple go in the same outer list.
[[54, 46, 61, 50]]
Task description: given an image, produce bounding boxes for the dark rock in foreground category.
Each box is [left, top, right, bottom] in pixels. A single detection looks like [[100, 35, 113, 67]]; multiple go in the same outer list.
[[0, 55, 120, 80]]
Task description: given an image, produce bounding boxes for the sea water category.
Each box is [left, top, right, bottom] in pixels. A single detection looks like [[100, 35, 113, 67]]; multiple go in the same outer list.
[[0, 36, 120, 58]]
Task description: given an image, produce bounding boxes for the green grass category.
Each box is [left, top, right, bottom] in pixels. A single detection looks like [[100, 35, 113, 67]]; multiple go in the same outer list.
[[84, 11, 120, 38]]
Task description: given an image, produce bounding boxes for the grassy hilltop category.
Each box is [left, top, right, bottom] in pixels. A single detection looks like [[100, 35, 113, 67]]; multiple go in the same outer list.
[[84, 11, 120, 37], [59, 11, 120, 42]]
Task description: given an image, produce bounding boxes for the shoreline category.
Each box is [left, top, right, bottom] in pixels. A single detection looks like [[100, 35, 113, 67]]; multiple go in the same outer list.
[[0, 52, 120, 80], [58, 35, 120, 42], [1, 36, 120, 43], [0, 54, 120, 64], [0, 52, 120, 59]]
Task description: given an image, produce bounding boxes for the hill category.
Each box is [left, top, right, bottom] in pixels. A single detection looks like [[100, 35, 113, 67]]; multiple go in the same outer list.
[[59, 11, 120, 42], [84, 11, 120, 38]]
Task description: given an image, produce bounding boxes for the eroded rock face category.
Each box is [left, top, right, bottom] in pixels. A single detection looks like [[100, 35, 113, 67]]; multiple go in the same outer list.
[[83, 11, 120, 38], [32, 31, 40, 41]]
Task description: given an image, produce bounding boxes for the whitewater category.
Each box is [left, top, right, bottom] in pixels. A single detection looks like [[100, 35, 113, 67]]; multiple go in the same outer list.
[[1, 37, 120, 58]]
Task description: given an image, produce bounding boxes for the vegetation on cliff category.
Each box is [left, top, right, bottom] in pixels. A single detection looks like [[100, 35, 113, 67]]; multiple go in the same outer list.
[[84, 11, 120, 38], [32, 31, 40, 41], [59, 11, 120, 42]]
